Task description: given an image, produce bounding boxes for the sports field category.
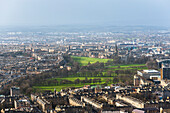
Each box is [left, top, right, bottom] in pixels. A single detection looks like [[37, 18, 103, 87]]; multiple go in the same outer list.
[[71, 56, 112, 66]]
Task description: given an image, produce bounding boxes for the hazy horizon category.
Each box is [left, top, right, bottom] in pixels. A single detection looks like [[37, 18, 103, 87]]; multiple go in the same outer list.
[[0, 0, 170, 27]]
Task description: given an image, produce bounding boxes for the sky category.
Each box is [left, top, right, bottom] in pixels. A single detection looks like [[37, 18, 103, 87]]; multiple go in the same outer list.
[[0, 0, 170, 26]]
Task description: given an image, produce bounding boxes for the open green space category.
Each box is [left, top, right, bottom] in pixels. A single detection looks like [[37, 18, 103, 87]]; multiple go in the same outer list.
[[71, 56, 112, 66], [33, 83, 102, 92], [33, 77, 114, 92], [33, 56, 148, 92], [49, 77, 113, 82], [33, 63, 147, 92], [105, 64, 147, 72], [106, 64, 146, 68]]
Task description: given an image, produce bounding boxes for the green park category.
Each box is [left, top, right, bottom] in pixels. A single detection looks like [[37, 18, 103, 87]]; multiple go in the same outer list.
[[33, 56, 147, 92]]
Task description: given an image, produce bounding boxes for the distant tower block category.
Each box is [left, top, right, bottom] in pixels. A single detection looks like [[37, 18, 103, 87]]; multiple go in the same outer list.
[[157, 59, 170, 80]]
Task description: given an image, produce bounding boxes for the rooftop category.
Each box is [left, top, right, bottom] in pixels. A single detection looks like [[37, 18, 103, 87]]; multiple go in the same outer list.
[[143, 70, 159, 73]]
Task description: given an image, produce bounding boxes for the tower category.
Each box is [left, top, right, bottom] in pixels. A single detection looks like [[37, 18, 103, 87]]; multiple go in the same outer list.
[[158, 59, 170, 80], [115, 43, 118, 56], [54, 88, 56, 97]]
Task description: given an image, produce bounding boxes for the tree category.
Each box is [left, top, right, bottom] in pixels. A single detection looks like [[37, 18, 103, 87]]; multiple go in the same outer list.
[[74, 79, 80, 84], [85, 77, 88, 83], [107, 70, 112, 77], [113, 77, 119, 83], [113, 56, 121, 64], [115, 70, 119, 75], [26, 88, 33, 95], [146, 60, 158, 69]]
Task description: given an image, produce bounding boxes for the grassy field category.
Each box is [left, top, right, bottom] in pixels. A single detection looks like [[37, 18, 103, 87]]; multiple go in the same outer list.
[[33, 83, 102, 92], [49, 77, 113, 82], [67, 63, 147, 77], [106, 64, 146, 68], [71, 56, 112, 66], [33, 63, 147, 92], [105, 64, 147, 72], [33, 56, 148, 92], [33, 77, 114, 92]]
